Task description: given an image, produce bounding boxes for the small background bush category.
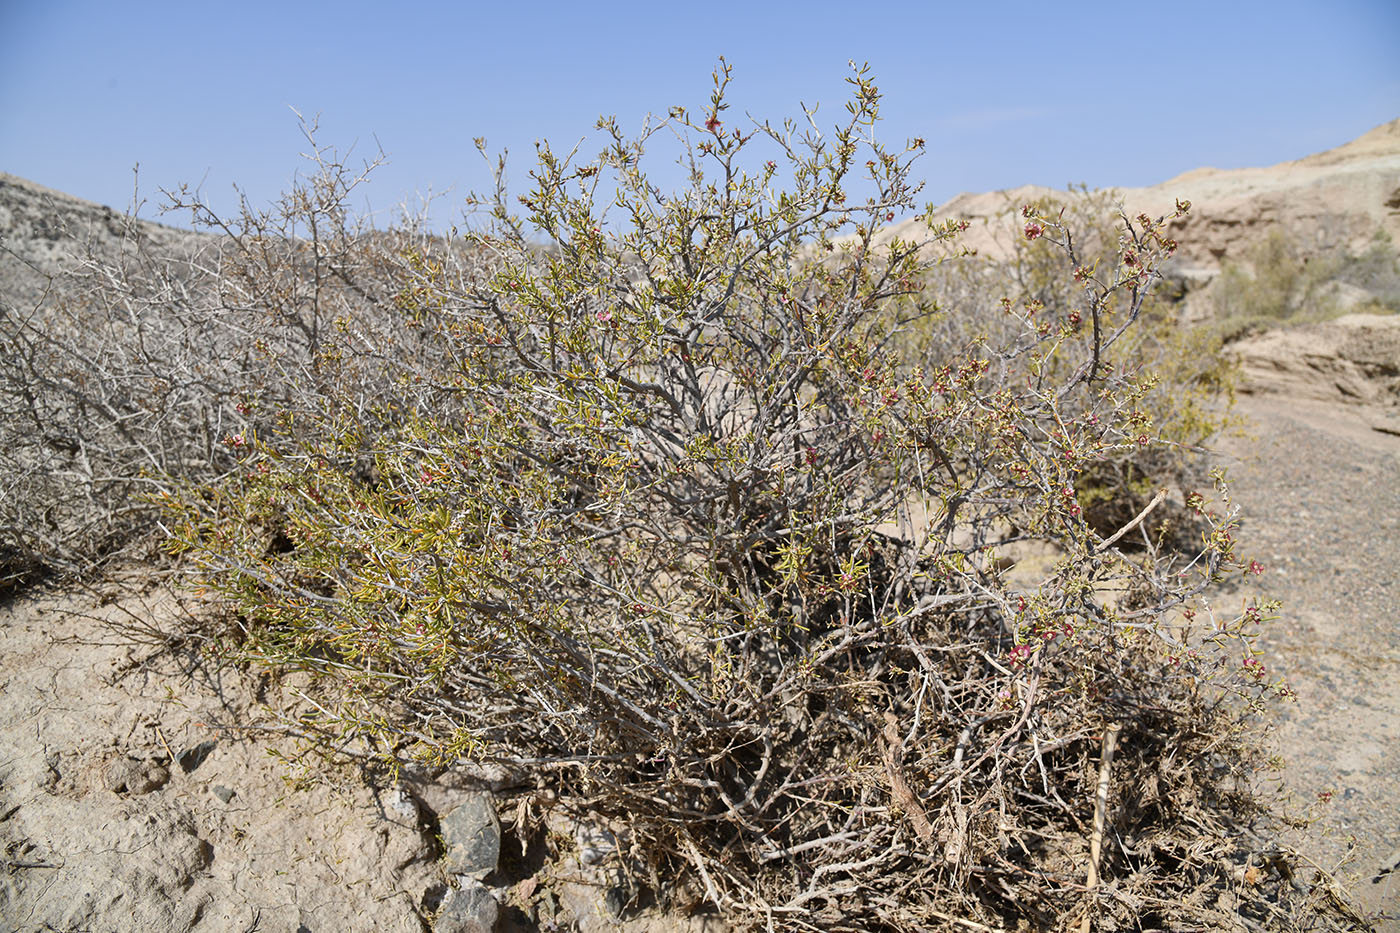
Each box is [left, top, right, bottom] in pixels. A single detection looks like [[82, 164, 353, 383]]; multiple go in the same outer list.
[[1208, 228, 1400, 338]]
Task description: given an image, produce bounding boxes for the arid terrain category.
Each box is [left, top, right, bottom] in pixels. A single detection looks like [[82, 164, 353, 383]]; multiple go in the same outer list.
[[2, 120, 1398, 931], [1223, 324, 1400, 926]]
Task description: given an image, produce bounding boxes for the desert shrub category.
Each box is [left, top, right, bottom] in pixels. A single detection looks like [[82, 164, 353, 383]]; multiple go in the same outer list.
[[0, 208, 235, 588], [4, 64, 1358, 930], [908, 187, 1240, 546], [1332, 229, 1400, 311], [0, 125, 459, 591], [148, 66, 1355, 931]]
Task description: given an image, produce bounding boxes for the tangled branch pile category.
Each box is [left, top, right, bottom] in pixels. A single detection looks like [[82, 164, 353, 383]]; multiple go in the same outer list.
[[2, 65, 1358, 930]]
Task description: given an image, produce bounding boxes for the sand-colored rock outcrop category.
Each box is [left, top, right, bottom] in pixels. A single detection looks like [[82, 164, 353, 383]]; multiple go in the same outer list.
[[877, 117, 1400, 278], [1228, 311, 1400, 437]]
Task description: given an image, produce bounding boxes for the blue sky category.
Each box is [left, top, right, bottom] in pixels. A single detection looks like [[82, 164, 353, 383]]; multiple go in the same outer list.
[[2, 0, 1397, 230]]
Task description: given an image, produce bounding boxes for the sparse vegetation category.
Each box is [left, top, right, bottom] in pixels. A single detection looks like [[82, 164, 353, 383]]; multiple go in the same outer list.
[[0, 64, 1365, 931], [1209, 228, 1400, 337]]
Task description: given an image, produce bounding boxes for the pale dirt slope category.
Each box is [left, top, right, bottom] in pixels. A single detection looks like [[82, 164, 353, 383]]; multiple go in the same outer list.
[[1222, 313, 1400, 928], [878, 117, 1400, 278]]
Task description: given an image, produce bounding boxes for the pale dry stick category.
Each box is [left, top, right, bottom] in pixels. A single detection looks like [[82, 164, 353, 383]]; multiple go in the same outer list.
[[927, 907, 1006, 933], [154, 726, 177, 772], [759, 830, 860, 862], [681, 834, 725, 916], [1079, 722, 1122, 933], [1095, 487, 1168, 553]]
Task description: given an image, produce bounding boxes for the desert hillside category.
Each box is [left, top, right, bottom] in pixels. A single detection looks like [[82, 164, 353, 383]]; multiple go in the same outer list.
[[0, 172, 203, 315], [8, 116, 1400, 290], [881, 116, 1400, 280]]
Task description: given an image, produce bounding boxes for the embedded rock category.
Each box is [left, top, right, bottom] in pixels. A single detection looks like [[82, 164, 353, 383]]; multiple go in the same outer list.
[[176, 740, 217, 774], [575, 819, 624, 866], [1229, 312, 1400, 411], [435, 877, 499, 933], [440, 792, 501, 879]]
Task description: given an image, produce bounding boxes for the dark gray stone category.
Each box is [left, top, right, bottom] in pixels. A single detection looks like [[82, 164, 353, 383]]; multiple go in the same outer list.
[[440, 793, 500, 879], [177, 740, 217, 773], [211, 784, 236, 803], [604, 879, 635, 919], [435, 877, 498, 933]]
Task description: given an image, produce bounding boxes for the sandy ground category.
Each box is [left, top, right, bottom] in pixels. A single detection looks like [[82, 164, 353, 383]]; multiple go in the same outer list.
[[0, 582, 445, 931], [0, 586, 722, 932], [1218, 392, 1400, 928]]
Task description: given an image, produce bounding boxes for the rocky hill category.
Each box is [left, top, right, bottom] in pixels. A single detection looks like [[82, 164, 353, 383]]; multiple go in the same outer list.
[[879, 116, 1400, 282], [7, 117, 1399, 303], [0, 173, 203, 316]]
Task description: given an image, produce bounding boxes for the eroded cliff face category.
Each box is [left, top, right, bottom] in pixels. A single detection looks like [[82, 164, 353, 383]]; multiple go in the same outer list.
[[1227, 311, 1400, 437], [1146, 118, 1400, 275]]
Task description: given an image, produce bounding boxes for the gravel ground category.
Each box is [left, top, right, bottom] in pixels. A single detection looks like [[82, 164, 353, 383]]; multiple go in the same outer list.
[[1216, 393, 1400, 926]]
